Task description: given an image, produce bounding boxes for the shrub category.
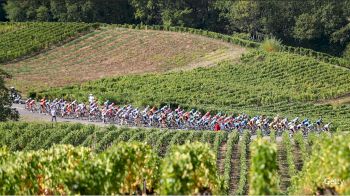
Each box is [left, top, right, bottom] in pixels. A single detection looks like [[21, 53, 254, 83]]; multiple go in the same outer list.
[[260, 38, 282, 52]]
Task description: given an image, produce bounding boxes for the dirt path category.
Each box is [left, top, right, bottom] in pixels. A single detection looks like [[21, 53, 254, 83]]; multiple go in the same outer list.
[[315, 93, 350, 105], [217, 142, 227, 175], [277, 142, 290, 194], [294, 143, 304, 171], [244, 147, 251, 195], [229, 143, 240, 195]]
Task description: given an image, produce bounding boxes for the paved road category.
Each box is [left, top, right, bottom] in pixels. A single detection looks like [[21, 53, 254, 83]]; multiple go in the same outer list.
[[12, 103, 108, 126], [13, 103, 282, 141]]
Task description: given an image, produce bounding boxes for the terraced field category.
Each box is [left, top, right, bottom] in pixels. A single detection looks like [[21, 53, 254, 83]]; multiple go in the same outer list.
[[2, 26, 245, 93]]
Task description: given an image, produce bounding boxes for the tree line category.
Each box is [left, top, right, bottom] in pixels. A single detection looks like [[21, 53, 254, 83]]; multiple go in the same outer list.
[[0, 0, 350, 56]]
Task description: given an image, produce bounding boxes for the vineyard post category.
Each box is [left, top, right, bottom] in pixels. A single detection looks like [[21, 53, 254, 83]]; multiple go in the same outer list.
[[143, 178, 147, 195]]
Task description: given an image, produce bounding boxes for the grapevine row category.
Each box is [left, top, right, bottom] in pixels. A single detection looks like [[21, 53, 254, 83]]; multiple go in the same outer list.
[[222, 132, 239, 193], [0, 22, 99, 63], [249, 138, 280, 195], [282, 132, 297, 180], [235, 131, 251, 195]]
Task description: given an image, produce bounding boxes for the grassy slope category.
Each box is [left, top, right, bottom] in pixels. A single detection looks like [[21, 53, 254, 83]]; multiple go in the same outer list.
[[3, 26, 245, 93], [37, 50, 350, 129]]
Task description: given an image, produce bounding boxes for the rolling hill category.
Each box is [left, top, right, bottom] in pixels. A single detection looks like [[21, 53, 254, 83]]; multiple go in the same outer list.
[[0, 22, 349, 130], [0, 22, 349, 195], [36, 50, 350, 130], [2, 25, 245, 92]]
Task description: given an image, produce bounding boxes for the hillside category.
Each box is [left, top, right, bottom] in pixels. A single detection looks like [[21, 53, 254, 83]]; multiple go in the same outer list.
[[36, 50, 350, 129], [2, 25, 245, 93], [0, 23, 348, 129]]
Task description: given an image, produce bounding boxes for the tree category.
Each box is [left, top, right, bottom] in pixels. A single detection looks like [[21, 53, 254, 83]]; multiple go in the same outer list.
[[129, 0, 162, 25], [293, 13, 322, 40], [160, 0, 218, 29], [0, 0, 6, 21], [92, 0, 134, 24], [0, 69, 19, 121], [343, 43, 350, 60], [36, 5, 51, 21], [4, 0, 26, 21]]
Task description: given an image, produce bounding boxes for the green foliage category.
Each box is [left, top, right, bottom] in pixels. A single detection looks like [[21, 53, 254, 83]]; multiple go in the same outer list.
[[270, 130, 276, 142], [223, 132, 239, 193], [282, 132, 297, 178], [4, 0, 134, 24], [289, 133, 350, 195], [129, 0, 162, 25], [95, 129, 125, 152], [307, 132, 318, 151], [37, 49, 350, 128], [0, 142, 160, 195], [166, 131, 192, 154], [293, 13, 322, 40], [235, 131, 250, 195], [342, 42, 350, 61], [0, 145, 95, 194], [0, 121, 347, 194], [2, 0, 350, 55], [144, 130, 164, 146], [0, 69, 18, 121], [0, 22, 98, 63], [213, 131, 228, 160], [216, 1, 349, 55], [260, 38, 282, 52], [249, 139, 280, 195], [101, 141, 160, 194], [154, 131, 177, 156], [293, 132, 309, 162], [256, 129, 263, 138], [159, 142, 221, 195]]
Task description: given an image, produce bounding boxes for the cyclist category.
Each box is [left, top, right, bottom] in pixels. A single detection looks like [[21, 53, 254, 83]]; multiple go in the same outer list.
[[40, 98, 46, 113]]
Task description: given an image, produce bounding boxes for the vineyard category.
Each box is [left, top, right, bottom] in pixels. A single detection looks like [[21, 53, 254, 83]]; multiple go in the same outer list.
[[0, 22, 349, 195], [0, 122, 349, 194], [2, 25, 244, 92], [0, 22, 99, 63], [35, 50, 350, 130]]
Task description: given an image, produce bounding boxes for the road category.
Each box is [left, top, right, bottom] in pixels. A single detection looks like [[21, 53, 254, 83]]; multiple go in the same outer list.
[[12, 103, 108, 126], [12, 103, 281, 141]]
